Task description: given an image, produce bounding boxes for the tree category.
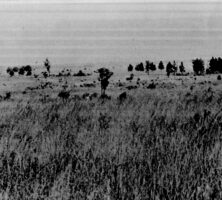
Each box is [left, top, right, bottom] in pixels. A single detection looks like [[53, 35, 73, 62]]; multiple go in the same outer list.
[[179, 62, 186, 74], [145, 61, 156, 74], [158, 61, 164, 71], [207, 57, 222, 74], [172, 61, 178, 75], [24, 65, 32, 72], [95, 68, 113, 97], [24, 65, 32, 76], [12, 67, 19, 73], [128, 64, 133, 72], [18, 66, 25, 75], [166, 62, 174, 77], [26, 70, 32, 76], [192, 58, 205, 75], [135, 62, 144, 71], [6, 67, 14, 77], [44, 58, 51, 75], [145, 61, 150, 75], [42, 71, 48, 78], [149, 62, 156, 72]]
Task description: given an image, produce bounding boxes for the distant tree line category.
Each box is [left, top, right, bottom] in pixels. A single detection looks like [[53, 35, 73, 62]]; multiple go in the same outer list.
[[6, 58, 51, 78], [128, 56, 222, 77], [192, 57, 222, 75], [6, 65, 32, 77], [128, 60, 186, 77]]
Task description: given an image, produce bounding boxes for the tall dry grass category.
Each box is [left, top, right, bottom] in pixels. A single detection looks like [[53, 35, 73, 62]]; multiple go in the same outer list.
[[0, 87, 222, 199]]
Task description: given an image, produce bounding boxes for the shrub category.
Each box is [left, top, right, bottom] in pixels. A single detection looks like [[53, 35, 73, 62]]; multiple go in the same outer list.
[[73, 70, 86, 77], [126, 73, 134, 81], [58, 90, 70, 100]]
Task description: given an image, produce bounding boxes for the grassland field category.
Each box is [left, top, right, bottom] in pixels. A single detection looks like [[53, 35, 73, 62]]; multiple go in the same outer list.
[[0, 65, 222, 200]]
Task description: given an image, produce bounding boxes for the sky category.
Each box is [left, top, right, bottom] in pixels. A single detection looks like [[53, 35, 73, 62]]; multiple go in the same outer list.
[[0, 0, 222, 67]]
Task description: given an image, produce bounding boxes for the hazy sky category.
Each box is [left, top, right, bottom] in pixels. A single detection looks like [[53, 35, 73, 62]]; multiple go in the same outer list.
[[0, 0, 222, 66]]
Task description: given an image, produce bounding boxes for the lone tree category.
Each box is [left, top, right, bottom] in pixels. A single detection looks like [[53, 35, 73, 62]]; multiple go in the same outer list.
[[158, 61, 164, 71], [179, 62, 186, 74], [44, 58, 51, 75], [128, 64, 133, 72], [95, 68, 113, 97], [192, 58, 205, 75]]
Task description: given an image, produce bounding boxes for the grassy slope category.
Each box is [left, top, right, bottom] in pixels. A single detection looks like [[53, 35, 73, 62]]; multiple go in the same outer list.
[[0, 78, 222, 199]]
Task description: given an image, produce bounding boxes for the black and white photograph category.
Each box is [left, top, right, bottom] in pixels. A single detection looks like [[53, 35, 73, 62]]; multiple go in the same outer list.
[[0, 0, 222, 199]]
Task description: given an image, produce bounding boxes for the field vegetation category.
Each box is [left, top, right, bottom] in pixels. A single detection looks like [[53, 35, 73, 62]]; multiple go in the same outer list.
[[0, 58, 222, 199]]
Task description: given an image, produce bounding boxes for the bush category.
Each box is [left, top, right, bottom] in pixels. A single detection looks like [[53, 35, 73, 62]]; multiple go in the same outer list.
[[73, 70, 86, 77]]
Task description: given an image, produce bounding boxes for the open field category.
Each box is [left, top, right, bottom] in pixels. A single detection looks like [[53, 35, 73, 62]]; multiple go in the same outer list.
[[0, 68, 222, 200]]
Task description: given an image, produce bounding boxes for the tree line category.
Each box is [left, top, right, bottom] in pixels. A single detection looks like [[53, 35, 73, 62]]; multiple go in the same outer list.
[[128, 57, 222, 76], [6, 58, 51, 77]]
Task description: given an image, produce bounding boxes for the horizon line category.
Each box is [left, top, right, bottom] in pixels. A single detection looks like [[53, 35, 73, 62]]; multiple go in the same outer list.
[[0, 0, 221, 4]]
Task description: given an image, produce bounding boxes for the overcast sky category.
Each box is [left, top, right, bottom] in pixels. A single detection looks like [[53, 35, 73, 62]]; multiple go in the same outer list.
[[0, 0, 222, 66]]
